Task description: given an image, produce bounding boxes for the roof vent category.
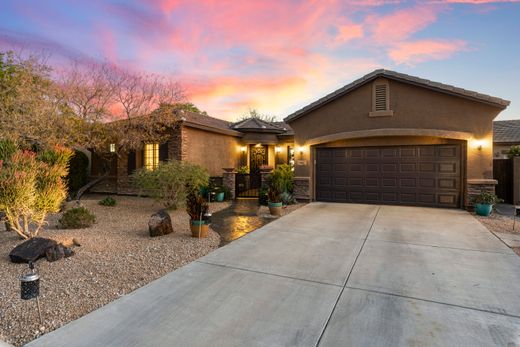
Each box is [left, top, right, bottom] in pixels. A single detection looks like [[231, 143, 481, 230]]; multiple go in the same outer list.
[[374, 84, 388, 111]]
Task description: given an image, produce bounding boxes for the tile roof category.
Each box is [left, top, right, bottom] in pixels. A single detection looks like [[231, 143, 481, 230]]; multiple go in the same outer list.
[[284, 69, 511, 123], [493, 120, 520, 143], [231, 117, 286, 133]]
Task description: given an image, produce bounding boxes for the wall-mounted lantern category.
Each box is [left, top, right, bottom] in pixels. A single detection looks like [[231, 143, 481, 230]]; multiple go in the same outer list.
[[275, 146, 281, 153], [470, 138, 489, 151], [109, 143, 116, 153]]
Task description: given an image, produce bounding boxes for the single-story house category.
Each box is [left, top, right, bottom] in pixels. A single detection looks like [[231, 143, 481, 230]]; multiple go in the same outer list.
[[89, 112, 295, 195], [283, 69, 510, 209], [493, 119, 520, 159], [90, 69, 510, 210]]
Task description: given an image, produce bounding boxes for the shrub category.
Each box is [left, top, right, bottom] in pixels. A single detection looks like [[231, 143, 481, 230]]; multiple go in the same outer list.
[[132, 160, 209, 209], [281, 191, 296, 205], [237, 165, 249, 174], [271, 164, 294, 193], [66, 150, 89, 197], [258, 188, 269, 206], [508, 145, 520, 159], [186, 191, 208, 221], [0, 146, 72, 239], [59, 207, 96, 229], [0, 139, 17, 162], [472, 192, 502, 205], [99, 196, 117, 206]]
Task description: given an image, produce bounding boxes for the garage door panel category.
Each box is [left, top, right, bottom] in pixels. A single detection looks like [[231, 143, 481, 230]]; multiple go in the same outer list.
[[316, 145, 461, 208]]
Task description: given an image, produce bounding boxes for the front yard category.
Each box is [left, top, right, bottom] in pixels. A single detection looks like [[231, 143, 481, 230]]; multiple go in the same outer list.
[[474, 210, 520, 256], [0, 194, 230, 347]]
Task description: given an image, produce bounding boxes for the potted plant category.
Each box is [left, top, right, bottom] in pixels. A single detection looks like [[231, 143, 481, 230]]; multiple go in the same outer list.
[[267, 187, 283, 216], [472, 192, 502, 216], [186, 191, 209, 238]]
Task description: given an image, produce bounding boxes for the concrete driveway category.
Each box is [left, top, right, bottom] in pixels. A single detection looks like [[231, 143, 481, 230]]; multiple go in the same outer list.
[[27, 203, 520, 347]]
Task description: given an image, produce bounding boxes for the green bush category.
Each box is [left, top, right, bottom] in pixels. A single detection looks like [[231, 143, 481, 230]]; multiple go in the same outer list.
[[472, 192, 502, 205], [508, 145, 520, 158], [271, 164, 294, 193], [59, 206, 96, 229], [0, 145, 72, 239], [0, 139, 17, 162], [99, 196, 117, 206], [132, 160, 209, 209], [259, 188, 268, 206], [66, 150, 89, 197], [237, 165, 249, 174]]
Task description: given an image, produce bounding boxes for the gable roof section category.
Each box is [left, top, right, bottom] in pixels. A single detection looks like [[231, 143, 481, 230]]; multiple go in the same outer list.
[[284, 69, 511, 123], [231, 117, 286, 133], [493, 119, 520, 144], [181, 111, 242, 137]]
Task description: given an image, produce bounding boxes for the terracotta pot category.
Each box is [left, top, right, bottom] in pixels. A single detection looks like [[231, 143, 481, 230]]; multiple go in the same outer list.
[[190, 221, 209, 238], [268, 202, 283, 216]]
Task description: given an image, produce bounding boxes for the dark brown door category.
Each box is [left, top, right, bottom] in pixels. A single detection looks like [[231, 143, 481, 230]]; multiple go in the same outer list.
[[316, 145, 462, 208]]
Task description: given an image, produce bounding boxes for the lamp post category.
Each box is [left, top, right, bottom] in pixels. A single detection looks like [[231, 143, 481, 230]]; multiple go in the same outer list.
[[20, 261, 44, 327]]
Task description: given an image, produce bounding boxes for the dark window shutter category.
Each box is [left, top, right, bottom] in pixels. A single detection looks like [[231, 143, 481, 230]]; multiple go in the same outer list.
[[127, 150, 136, 175], [159, 141, 169, 162]]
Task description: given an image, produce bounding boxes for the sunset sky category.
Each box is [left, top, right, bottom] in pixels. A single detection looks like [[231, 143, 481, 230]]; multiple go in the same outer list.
[[1, 0, 519, 121]]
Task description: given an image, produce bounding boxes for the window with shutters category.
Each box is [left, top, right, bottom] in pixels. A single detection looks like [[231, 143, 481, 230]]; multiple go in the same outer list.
[[144, 143, 159, 170], [369, 80, 393, 117]]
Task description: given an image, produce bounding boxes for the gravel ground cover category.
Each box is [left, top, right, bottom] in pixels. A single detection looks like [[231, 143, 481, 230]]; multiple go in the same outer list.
[[474, 211, 520, 256], [0, 194, 230, 347]]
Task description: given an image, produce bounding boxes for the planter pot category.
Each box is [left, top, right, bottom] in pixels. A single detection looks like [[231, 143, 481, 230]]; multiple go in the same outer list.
[[215, 192, 225, 202], [190, 220, 209, 238], [474, 203, 493, 217], [268, 201, 283, 216]]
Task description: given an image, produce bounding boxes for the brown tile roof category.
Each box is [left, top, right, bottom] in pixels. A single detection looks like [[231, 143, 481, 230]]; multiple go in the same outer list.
[[231, 117, 286, 133], [493, 120, 520, 144], [284, 69, 511, 122]]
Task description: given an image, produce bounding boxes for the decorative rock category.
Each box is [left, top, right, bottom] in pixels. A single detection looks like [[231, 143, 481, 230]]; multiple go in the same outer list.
[[9, 237, 58, 263], [46, 244, 65, 262], [148, 210, 174, 237]]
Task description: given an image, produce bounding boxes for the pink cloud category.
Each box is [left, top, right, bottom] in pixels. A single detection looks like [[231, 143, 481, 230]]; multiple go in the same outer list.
[[388, 39, 467, 64], [365, 5, 442, 43]]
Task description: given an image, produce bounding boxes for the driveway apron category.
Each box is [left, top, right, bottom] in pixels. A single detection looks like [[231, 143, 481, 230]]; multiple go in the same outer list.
[[27, 203, 520, 347]]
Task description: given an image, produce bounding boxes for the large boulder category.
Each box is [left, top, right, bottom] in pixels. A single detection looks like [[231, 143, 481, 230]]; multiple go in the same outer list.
[[149, 210, 174, 237], [9, 237, 58, 263]]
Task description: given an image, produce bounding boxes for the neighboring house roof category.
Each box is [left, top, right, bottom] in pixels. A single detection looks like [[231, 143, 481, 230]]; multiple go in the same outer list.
[[284, 69, 511, 123], [493, 119, 520, 144]]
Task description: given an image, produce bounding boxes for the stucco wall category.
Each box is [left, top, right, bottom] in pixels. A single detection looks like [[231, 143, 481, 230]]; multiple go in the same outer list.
[[287, 78, 504, 203], [184, 126, 241, 176]]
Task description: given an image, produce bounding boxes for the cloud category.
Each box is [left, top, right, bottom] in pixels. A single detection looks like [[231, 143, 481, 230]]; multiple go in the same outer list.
[[388, 39, 467, 64]]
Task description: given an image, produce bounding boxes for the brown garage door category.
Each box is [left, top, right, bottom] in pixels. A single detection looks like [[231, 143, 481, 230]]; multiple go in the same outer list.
[[316, 145, 462, 208]]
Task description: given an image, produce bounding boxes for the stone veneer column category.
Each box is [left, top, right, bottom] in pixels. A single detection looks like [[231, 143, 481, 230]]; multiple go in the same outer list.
[[294, 177, 311, 202], [222, 169, 236, 199], [466, 179, 497, 208], [169, 125, 188, 161], [259, 166, 274, 189]]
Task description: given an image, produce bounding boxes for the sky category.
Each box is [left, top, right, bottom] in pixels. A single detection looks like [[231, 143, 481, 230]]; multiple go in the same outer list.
[[0, 0, 519, 121]]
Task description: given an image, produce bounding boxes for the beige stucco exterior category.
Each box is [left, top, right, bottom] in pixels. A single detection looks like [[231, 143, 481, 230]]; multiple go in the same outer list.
[[287, 78, 504, 206], [183, 126, 241, 176]]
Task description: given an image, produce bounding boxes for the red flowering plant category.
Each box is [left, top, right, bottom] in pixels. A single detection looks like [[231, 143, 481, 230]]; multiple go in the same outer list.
[[0, 141, 72, 239]]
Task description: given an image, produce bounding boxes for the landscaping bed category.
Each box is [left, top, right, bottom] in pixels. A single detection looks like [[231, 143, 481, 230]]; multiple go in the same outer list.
[[0, 194, 230, 347], [474, 211, 520, 256]]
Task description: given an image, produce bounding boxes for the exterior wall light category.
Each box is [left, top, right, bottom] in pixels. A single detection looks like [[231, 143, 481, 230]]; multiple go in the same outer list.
[[298, 146, 305, 154], [275, 146, 281, 153], [240, 146, 247, 153], [470, 138, 489, 151], [109, 143, 116, 153]]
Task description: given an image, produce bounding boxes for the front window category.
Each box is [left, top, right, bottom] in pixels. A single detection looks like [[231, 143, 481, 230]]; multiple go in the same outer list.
[[144, 143, 159, 170]]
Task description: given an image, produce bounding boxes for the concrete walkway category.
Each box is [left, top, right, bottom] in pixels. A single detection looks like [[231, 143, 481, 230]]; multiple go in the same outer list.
[[27, 203, 520, 347]]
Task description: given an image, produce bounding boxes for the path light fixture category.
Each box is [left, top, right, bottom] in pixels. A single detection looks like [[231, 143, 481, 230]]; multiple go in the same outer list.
[[20, 261, 44, 327]]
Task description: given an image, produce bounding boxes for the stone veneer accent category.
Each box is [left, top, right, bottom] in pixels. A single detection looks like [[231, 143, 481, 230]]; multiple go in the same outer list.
[[260, 166, 274, 189], [169, 125, 188, 161], [467, 179, 497, 208], [222, 170, 236, 199], [294, 177, 311, 202]]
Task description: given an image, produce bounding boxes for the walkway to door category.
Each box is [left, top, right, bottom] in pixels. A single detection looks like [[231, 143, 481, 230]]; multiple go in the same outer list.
[[27, 203, 520, 347]]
